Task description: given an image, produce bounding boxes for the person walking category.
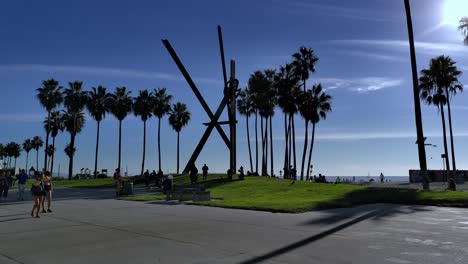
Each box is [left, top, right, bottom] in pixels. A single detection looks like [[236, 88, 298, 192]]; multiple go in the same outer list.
[[202, 164, 209, 181], [0, 172, 7, 201], [238, 166, 245, 180], [113, 168, 121, 197], [380, 172, 385, 183], [31, 172, 44, 218], [190, 164, 198, 184], [144, 169, 150, 187], [41, 171, 53, 212], [17, 169, 28, 201]]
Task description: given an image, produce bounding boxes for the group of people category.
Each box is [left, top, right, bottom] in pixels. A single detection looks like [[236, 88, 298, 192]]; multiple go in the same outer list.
[[143, 169, 165, 187], [0, 169, 30, 201], [30, 170, 53, 218]]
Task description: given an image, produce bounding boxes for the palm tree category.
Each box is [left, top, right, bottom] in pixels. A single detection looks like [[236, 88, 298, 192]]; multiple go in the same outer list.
[[152, 88, 173, 172], [133, 89, 154, 176], [265, 69, 277, 177], [292, 47, 319, 177], [32, 136, 43, 171], [63, 81, 88, 179], [419, 56, 463, 176], [275, 63, 301, 178], [237, 89, 254, 173], [459, 17, 468, 45], [299, 84, 332, 180], [22, 139, 33, 171], [46, 111, 64, 176], [404, 0, 429, 190], [86, 86, 111, 177], [5, 142, 21, 168], [64, 143, 76, 160], [169, 102, 191, 174], [109, 87, 133, 171], [36, 79, 63, 171]]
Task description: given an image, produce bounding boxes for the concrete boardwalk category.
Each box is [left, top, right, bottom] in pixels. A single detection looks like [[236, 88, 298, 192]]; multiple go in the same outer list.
[[1, 188, 468, 264]]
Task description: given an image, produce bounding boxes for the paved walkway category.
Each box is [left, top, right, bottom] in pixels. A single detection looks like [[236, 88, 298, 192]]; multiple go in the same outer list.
[[1, 188, 468, 263]]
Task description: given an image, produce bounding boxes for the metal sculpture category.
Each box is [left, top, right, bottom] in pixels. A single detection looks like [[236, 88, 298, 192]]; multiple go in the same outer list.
[[162, 25, 240, 173]]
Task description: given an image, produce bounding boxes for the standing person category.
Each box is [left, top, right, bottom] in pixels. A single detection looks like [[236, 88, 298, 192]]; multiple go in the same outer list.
[[31, 172, 44, 218], [202, 164, 209, 181], [150, 170, 156, 185], [144, 169, 150, 187], [189, 164, 198, 184], [238, 166, 245, 180], [113, 168, 121, 197], [380, 172, 385, 183], [0, 172, 7, 201], [41, 171, 53, 213], [17, 169, 29, 201]]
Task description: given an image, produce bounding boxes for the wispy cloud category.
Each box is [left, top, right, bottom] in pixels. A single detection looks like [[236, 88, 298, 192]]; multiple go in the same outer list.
[[317, 77, 403, 93], [273, 131, 468, 141], [0, 113, 44, 123], [272, 0, 397, 22], [336, 50, 406, 62], [0, 64, 222, 85], [331, 40, 468, 54]]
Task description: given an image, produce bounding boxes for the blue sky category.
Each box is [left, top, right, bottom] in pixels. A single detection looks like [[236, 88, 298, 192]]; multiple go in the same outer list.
[[1, 0, 467, 176]]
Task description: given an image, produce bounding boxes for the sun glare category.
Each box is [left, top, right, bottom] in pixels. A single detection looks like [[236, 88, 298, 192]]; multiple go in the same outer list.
[[443, 0, 468, 26]]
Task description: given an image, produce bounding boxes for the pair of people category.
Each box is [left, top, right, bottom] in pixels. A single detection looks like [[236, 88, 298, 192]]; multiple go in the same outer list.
[[31, 171, 53, 218]]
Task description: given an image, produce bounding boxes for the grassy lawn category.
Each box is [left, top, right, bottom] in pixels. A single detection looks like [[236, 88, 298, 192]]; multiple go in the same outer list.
[[25, 178, 115, 189], [123, 175, 468, 213], [119, 194, 166, 202]]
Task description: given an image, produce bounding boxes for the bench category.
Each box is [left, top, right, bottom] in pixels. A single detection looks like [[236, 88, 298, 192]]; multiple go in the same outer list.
[[167, 185, 211, 201]]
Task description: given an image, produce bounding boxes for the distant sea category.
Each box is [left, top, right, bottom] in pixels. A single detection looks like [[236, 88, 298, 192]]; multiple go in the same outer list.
[[282, 176, 409, 183]]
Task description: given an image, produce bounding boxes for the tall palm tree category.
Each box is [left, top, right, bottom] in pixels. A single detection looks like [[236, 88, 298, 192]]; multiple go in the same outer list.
[[292, 47, 319, 177], [300, 84, 332, 180], [36, 79, 63, 171], [22, 139, 33, 171], [152, 88, 173, 172], [5, 142, 21, 168], [86, 86, 111, 177], [133, 89, 154, 176], [459, 17, 468, 45], [237, 89, 254, 173], [265, 69, 277, 177], [169, 102, 191, 174], [275, 63, 301, 178], [31, 136, 43, 171], [63, 81, 88, 179], [46, 111, 64, 176], [109, 87, 133, 171], [404, 0, 429, 190], [419, 56, 463, 175]]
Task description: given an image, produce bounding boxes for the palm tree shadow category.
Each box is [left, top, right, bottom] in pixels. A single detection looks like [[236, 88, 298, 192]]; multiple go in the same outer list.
[[239, 188, 433, 264]]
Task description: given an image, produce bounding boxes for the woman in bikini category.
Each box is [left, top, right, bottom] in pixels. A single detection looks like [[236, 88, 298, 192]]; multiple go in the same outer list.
[[31, 172, 44, 218], [41, 171, 53, 213]]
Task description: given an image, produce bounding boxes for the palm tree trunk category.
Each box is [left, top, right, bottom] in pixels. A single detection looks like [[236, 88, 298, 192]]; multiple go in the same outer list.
[[283, 112, 289, 177], [158, 117, 162, 172], [270, 114, 274, 177], [288, 115, 293, 179], [440, 104, 451, 179], [246, 115, 253, 173], [301, 120, 309, 180], [36, 149, 39, 172], [255, 112, 259, 174], [141, 120, 147, 177], [177, 131, 180, 174], [69, 133, 76, 180], [25, 152, 29, 172], [306, 123, 316, 179], [94, 121, 101, 178], [292, 114, 297, 170], [265, 116, 269, 176], [51, 137, 56, 176], [14, 158, 17, 169], [260, 116, 265, 175], [44, 111, 51, 171], [118, 120, 122, 170], [404, 0, 429, 190], [445, 89, 456, 171]]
